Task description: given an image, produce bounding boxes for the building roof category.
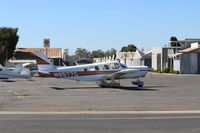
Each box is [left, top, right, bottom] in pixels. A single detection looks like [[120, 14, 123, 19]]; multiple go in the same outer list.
[[15, 48, 63, 58], [185, 38, 200, 41], [116, 52, 135, 59], [143, 50, 152, 56], [181, 45, 200, 53], [171, 39, 200, 43]]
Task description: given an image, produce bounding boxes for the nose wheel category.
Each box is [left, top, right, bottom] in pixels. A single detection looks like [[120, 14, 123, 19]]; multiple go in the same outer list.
[[131, 79, 144, 87]]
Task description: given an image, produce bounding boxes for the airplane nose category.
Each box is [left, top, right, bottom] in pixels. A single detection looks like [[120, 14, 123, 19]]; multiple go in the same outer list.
[[148, 67, 153, 71]]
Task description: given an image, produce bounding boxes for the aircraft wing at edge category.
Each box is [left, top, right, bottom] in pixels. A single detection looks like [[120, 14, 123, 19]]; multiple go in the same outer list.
[[104, 69, 139, 80]]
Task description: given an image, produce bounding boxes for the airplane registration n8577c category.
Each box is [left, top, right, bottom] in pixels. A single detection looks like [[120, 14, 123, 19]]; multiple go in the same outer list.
[[33, 51, 152, 88]]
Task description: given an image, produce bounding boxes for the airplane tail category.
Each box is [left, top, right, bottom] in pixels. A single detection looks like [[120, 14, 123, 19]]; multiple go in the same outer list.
[[13, 64, 23, 74], [33, 51, 56, 76], [34, 51, 51, 64], [14, 64, 32, 79], [0, 64, 31, 79], [0, 64, 5, 70], [20, 66, 32, 79]]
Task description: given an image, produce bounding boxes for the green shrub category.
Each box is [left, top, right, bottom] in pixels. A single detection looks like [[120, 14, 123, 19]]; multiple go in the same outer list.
[[176, 71, 180, 74], [160, 68, 179, 74], [151, 70, 161, 73], [151, 68, 179, 74], [162, 68, 170, 73], [169, 68, 176, 74]]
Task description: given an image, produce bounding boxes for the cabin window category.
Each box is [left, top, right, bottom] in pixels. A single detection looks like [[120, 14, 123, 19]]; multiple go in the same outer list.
[[0, 69, 2, 71], [90, 67, 95, 71], [94, 66, 99, 71], [111, 63, 120, 69], [104, 65, 110, 70], [119, 63, 127, 68], [84, 68, 87, 72]]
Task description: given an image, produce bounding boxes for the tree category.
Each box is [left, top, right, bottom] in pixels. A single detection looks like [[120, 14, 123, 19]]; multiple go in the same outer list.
[[104, 48, 117, 58], [91, 48, 117, 59], [110, 48, 117, 56], [170, 36, 180, 47], [91, 49, 105, 58], [74, 48, 91, 60], [64, 49, 69, 60], [0, 27, 19, 65], [120, 44, 137, 52]]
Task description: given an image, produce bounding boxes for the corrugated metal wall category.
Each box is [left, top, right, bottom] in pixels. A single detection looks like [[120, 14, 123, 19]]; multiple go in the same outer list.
[[198, 53, 200, 74], [181, 53, 198, 74]]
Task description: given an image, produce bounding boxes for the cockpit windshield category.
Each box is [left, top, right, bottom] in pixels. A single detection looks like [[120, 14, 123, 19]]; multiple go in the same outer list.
[[119, 63, 127, 68], [111, 63, 120, 69]]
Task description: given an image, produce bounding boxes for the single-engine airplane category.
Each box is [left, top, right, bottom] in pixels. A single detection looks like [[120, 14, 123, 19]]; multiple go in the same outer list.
[[34, 51, 152, 87], [0, 64, 31, 80]]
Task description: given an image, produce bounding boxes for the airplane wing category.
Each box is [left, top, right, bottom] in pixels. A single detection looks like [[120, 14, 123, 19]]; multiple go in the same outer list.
[[104, 69, 139, 80], [38, 71, 50, 75], [0, 71, 22, 79]]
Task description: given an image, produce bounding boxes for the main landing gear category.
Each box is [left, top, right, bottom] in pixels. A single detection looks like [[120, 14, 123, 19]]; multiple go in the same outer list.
[[97, 79, 120, 88], [97, 78, 144, 88], [131, 78, 144, 87]]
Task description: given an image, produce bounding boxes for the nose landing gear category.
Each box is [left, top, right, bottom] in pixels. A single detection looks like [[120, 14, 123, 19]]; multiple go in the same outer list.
[[131, 79, 144, 87]]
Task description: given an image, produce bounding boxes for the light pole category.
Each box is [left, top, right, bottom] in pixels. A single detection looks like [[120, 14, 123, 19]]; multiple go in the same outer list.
[[43, 39, 50, 57]]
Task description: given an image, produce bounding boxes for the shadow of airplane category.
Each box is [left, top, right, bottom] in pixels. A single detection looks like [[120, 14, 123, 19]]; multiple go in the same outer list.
[[0, 79, 16, 82], [50, 85, 165, 91]]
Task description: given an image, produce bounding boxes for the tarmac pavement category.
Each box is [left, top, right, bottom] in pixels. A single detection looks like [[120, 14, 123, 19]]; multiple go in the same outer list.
[[0, 73, 200, 111], [0, 112, 200, 133]]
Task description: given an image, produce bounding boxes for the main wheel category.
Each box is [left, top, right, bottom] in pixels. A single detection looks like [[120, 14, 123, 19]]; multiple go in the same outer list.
[[138, 85, 143, 88], [99, 85, 107, 88]]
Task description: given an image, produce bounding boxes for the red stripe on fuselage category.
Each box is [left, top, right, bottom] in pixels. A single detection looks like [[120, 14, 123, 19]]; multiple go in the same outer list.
[[44, 70, 119, 78], [35, 55, 49, 65], [77, 70, 118, 76]]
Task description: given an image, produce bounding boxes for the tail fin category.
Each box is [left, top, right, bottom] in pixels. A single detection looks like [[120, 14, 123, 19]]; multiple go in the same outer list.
[[33, 51, 56, 71], [15, 63, 32, 79], [20, 67, 31, 79], [34, 51, 51, 65], [0, 64, 6, 70], [13, 64, 23, 74]]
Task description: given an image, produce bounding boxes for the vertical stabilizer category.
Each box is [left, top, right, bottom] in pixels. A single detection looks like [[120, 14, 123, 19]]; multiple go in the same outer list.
[[34, 51, 51, 65], [13, 64, 23, 74], [20, 67, 31, 79], [33, 51, 56, 71]]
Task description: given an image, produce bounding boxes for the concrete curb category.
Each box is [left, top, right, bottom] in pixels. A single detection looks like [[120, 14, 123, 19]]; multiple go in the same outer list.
[[0, 110, 200, 114]]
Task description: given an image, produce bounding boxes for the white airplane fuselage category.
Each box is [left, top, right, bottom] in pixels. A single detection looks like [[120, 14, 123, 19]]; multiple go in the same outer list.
[[38, 62, 151, 81], [34, 51, 152, 87]]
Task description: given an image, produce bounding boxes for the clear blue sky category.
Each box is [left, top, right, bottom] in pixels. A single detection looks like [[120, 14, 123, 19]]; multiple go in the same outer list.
[[1, 0, 200, 53]]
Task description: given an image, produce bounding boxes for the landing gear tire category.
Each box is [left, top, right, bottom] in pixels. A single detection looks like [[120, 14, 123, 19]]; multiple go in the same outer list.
[[138, 85, 143, 88], [99, 85, 106, 88], [132, 79, 144, 88], [97, 79, 120, 88]]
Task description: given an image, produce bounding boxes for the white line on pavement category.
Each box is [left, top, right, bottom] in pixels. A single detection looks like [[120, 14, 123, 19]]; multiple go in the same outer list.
[[0, 110, 200, 115]]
